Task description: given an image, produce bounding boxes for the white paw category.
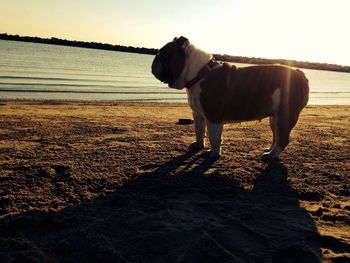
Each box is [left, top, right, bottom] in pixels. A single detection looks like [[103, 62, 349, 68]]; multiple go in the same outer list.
[[263, 147, 271, 153]]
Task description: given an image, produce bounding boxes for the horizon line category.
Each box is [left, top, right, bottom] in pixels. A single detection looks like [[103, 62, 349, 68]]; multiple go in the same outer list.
[[1, 33, 349, 72]]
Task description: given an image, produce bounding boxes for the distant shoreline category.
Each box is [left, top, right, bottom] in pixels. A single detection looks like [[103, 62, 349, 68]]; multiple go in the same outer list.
[[1, 33, 350, 73], [0, 33, 158, 55]]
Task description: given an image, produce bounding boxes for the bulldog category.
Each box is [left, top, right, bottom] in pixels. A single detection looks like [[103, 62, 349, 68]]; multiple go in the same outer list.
[[151, 36, 309, 161]]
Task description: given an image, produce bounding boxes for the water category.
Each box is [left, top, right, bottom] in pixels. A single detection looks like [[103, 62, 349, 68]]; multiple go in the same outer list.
[[1, 40, 350, 104]]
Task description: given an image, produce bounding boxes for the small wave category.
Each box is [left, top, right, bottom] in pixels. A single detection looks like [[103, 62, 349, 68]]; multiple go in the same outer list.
[[0, 82, 164, 89], [0, 76, 155, 85], [0, 63, 100, 74], [0, 68, 151, 79], [0, 88, 183, 95], [310, 91, 350, 94], [0, 76, 103, 82]]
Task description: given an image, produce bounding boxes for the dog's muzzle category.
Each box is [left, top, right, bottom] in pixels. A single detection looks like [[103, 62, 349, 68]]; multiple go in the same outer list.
[[151, 55, 173, 84], [152, 56, 162, 80]]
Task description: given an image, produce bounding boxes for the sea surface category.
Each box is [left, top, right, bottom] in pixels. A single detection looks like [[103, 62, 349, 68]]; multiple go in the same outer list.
[[1, 40, 350, 104]]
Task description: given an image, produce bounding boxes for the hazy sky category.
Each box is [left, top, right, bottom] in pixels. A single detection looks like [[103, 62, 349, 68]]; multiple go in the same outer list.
[[1, 0, 349, 65]]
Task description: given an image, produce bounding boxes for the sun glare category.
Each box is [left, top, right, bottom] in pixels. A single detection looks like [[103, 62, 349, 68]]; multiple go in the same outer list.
[[0, 0, 349, 65]]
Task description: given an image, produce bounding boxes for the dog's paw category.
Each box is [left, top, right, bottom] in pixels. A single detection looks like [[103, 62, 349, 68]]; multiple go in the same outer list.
[[263, 147, 271, 153], [203, 150, 220, 162], [188, 141, 204, 152], [260, 152, 280, 163]]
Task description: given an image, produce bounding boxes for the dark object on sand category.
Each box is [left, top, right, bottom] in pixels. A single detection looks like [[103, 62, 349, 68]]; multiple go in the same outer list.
[[177, 118, 194, 125]]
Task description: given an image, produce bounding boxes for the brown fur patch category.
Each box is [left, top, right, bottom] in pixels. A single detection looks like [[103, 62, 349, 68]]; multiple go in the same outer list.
[[200, 64, 309, 123]]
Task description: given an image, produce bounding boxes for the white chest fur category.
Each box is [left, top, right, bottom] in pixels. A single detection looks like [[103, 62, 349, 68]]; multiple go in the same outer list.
[[186, 83, 206, 119]]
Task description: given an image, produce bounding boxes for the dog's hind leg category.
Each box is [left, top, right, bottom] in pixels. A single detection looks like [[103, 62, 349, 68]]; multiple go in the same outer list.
[[264, 116, 276, 152], [263, 88, 281, 154], [262, 114, 283, 161], [262, 109, 301, 162]]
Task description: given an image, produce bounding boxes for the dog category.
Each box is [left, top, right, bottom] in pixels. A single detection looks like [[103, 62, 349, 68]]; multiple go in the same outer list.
[[151, 36, 309, 161]]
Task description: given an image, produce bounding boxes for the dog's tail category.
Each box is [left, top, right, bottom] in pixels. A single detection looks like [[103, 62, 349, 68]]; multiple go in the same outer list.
[[295, 68, 309, 110], [279, 67, 309, 129]]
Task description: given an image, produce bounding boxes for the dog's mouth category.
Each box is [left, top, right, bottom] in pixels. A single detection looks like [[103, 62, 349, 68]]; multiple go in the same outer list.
[[151, 57, 184, 90], [152, 55, 172, 84]]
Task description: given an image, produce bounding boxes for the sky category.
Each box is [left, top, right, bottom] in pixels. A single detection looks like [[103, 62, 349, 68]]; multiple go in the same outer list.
[[1, 0, 349, 65]]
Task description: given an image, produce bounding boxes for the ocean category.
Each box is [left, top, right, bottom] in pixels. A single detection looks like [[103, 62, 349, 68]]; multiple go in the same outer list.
[[1, 40, 349, 104]]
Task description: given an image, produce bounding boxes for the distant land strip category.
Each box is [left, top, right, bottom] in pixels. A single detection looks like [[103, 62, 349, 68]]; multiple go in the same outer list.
[[1, 33, 349, 73]]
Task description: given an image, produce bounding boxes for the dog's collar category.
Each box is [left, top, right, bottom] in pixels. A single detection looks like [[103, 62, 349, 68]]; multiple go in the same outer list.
[[186, 59, 221, 89]]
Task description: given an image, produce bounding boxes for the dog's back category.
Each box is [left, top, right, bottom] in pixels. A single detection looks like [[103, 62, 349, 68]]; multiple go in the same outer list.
[[200, 63, 309, 123]]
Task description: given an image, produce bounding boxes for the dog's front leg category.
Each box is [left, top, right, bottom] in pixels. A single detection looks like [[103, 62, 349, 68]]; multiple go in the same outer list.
[[188, 113, 206, 152], [206, 121, 223, 159]]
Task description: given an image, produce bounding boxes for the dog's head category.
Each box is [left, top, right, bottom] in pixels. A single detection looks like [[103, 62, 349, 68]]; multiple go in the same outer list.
[[151, 36, 190, 89]]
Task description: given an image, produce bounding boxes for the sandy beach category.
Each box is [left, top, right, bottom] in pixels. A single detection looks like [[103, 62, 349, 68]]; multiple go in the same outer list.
[[0, 100, 349, 262]]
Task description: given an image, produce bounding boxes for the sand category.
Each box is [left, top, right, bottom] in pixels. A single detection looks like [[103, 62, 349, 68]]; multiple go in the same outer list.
[[0, 100, 349, 263]]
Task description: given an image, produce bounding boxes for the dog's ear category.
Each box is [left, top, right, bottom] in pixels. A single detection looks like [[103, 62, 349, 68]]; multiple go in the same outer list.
[[175, 36, 189, 48], [178, 36, 189, 46]]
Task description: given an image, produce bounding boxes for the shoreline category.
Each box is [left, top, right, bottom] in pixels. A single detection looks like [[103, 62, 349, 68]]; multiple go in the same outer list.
[[1, 98, 350, 106], [0, 101, 349, 262]]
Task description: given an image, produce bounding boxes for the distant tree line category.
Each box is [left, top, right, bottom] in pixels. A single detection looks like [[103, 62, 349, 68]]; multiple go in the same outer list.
[[0, 33, 158, 55], [213, 54, 350, 73], [1, 33, 349, 73]]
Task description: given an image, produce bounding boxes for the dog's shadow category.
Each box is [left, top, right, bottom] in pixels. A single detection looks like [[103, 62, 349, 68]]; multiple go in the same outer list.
[[0, 151, 324, 262], [116, 151, 323, 262]]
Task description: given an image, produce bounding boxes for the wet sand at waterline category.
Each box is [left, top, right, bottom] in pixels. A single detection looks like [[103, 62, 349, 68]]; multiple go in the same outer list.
[[0, 101, 349, 262]]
